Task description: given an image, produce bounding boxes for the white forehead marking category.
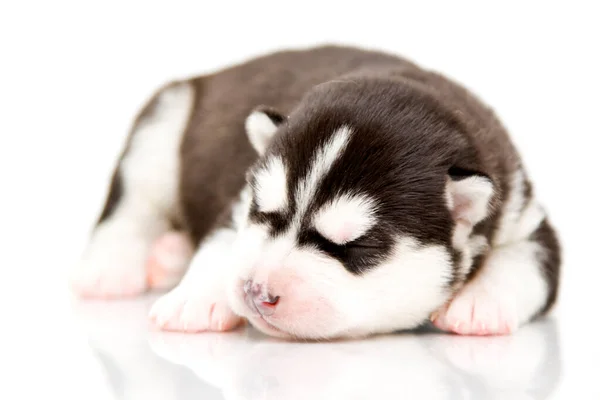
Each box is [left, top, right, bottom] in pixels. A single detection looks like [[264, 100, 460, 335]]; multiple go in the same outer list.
[[253, 157, 288, 213], [295, 126, 351, 218], [314, 194, 377, 244]]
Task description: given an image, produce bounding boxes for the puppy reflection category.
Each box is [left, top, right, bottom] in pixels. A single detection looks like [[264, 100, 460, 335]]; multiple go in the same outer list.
[[149, 320, 561, 400], [70, 296, 220, 400]]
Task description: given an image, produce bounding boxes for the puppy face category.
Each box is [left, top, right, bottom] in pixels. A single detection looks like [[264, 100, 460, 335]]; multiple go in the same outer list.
[[227, 80, 494, 339]]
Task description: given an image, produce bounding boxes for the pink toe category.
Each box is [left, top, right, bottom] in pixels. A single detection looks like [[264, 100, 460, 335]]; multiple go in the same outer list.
[[503, 321, 516, 334], [450, 321, 463, 334], [432, 316, 446, 330], [474, 321, 487, 335], [161, 320, 180, 331]]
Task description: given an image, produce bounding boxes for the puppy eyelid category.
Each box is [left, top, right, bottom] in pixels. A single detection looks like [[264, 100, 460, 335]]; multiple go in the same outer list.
[[344, 235, 380, 249], [251, 209, 288, 235]]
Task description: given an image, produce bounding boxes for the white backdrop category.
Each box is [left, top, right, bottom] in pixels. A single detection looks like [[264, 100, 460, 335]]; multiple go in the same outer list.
[[1, 1, 598, 399]]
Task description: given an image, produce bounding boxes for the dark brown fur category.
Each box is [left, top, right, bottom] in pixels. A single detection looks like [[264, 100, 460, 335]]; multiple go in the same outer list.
[[178, 47, 416, 244], [98, 45, 560, 316], [532, 218, 561, 315]]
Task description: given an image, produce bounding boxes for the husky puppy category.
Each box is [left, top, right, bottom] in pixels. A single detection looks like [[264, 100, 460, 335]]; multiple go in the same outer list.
[[70, 45, 560, 339]]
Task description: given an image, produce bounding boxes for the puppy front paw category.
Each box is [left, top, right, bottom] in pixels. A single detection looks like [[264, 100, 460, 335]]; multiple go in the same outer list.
[[431, 283, 518, 336], [149, 287, 244, 333]]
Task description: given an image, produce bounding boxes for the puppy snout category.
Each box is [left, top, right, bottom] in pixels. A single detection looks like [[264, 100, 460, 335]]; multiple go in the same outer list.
[[243, 279, 280, 316]]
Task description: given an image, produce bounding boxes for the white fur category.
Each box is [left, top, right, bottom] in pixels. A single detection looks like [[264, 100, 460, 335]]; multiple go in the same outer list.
[[494, 170, 526, 245], [455, 234, 490, 280], [150, 186, 260, 332], [253, 157, 288, 213], [226, 126, 355, 324], [482, 239, 549, 326], [446, 177, 494, 283], [149, 227, 243, 332], [434, 238, 548, 334], [295, 126, 351, 219], [513, 200, 546, 241], [71, 82, 194, 296], [494, 169, 545, 246], [343, 237, 453, 336], [226, 221, 297, 296], [313, 193, 377, 244], [447, 176, 494, 282], [231, 184, 253, 231], [225, 124, 458, 339], [249, 233, 296, 274], [436, 169, 549, 334], [245, 110, 279, 155], [227, 231, 453, 339]]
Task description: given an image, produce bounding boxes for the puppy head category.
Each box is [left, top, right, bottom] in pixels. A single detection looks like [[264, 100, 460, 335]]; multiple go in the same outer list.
[[228, 79, 495, 339]]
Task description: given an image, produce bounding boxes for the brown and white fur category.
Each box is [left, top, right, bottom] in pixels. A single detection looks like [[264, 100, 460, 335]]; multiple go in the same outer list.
[[70, 45, 560, 339]]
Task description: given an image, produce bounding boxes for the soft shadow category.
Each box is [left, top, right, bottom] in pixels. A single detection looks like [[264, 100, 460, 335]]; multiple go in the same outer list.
[[148, 318, 562, 400]]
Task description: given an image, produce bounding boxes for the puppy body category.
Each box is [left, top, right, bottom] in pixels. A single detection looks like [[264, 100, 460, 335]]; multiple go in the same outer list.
[[72, 46, 560, 339]]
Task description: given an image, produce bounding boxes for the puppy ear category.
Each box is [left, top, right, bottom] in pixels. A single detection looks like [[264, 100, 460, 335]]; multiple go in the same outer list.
[[445, 170, 494, 227], [245, 106, 286, 155]]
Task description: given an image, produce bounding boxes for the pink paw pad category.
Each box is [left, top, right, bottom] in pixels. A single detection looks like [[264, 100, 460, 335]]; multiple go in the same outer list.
[[146, 232, 194, 290], [430, 288, 518, 336]]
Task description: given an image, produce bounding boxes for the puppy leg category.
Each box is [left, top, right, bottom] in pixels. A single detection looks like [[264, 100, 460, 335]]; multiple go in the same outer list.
[[432, 218, 560, 335], [146, 231, 195, 290], [149, 228, 244, 332], [70, 82, 195, 298]]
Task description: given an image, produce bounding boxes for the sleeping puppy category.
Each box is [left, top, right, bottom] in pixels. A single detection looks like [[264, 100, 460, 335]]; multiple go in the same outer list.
[[70, 45, 560, 339]]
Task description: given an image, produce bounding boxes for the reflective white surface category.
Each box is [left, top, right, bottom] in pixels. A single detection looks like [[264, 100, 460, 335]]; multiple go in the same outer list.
[[2, 2, 599, 399], [70, 295, 566, 400]]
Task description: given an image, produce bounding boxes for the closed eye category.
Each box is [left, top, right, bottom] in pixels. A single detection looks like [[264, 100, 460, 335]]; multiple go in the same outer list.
[[344, 237, 382, 249], [249, 208, 288, 235], [300, 229, 381, 252], [299, 227, 392, 274]]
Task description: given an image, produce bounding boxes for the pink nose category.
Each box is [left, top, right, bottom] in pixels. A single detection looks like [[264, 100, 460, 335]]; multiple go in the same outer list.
[[243, 280, 280, 316]]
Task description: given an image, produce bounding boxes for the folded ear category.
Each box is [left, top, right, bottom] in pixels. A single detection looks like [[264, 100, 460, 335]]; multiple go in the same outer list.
[[245, 106, 286, 155], [445, 173, 494, 228]]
